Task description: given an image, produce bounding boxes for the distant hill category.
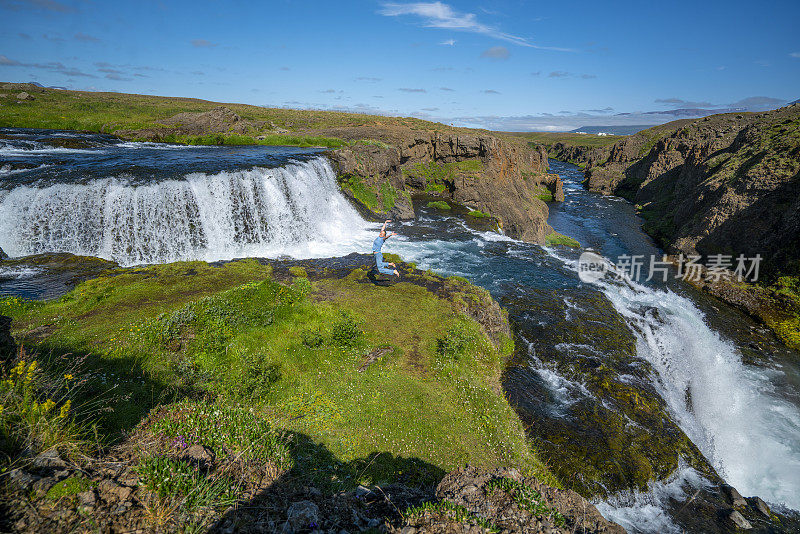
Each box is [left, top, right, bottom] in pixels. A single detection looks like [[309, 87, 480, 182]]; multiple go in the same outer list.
[[570, 125, 655, 135]]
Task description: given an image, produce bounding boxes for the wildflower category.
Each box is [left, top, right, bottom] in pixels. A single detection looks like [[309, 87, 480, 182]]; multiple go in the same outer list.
[[64, 374, 74, 381], [59, 400, 71, 419]]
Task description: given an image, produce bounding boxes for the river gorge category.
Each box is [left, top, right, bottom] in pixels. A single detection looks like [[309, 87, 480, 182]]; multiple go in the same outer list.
[[1, 128, 799, 533]]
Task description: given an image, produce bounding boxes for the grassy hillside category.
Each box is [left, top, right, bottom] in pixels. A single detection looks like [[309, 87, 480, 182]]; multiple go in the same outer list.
[[0, 82, 484, 146], [0, 255, 557, 528]]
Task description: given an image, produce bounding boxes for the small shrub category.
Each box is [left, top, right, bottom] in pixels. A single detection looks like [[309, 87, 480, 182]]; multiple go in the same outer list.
[[301, 329, 325, 348], [138, 456, 236, 512], [405, 500, 497, 532], [331, 311, 364, 348], [288, 266, 307, 278], [436, 324, 474, 360]]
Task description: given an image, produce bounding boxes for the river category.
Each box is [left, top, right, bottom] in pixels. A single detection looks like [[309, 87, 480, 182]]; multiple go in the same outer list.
[[1, 129, 799, 532]]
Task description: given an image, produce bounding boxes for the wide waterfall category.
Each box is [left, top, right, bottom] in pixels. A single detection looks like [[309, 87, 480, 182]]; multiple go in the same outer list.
[[0, 157, 373, 266]]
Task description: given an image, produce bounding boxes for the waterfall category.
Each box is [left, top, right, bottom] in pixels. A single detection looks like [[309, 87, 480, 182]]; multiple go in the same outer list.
[[0, 157, 373, 266]]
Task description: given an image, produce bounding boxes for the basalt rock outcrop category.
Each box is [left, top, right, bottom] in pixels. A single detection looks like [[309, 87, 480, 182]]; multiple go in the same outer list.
[[327, 127, 563, 244], [582, 105, 800, 277], [547, 141, 611, 169]]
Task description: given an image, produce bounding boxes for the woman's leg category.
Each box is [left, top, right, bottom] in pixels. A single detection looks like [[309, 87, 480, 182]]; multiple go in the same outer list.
[[375, 252, 395, 275]]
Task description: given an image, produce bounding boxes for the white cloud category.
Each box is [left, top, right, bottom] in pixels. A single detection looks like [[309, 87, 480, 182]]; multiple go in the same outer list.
[[440, 38, 455, 46], [790, 52, 800, 58], [379, 2, 573, 50]]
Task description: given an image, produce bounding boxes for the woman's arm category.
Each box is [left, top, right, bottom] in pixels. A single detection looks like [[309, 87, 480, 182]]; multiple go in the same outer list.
[[381, 219, 391, 233]]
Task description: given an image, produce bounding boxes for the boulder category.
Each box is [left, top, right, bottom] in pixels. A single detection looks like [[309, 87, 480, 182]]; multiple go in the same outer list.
[[0, 246, 7, 260], [282, 500, 319, 533], [728, 510, 752, 529], [7, 468, 40, 490], [748, 496, 771, 517], [33, 448, 67, 469], [16, 91, 33, 101], [721, 484, 747, 507]]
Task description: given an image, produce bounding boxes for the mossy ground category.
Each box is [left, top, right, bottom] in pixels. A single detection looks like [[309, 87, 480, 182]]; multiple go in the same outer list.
[[1, 257, 557, 491], [544, 232, 580, 248]]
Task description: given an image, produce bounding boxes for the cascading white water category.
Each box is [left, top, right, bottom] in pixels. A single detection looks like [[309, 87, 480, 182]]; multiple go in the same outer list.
[[598, 278, 800, 508], [547, 250, 800, 512], [0, 157, 374, 266]]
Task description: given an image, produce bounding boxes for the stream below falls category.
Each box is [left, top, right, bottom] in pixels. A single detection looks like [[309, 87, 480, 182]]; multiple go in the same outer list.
[[1, 129, 799, 532]]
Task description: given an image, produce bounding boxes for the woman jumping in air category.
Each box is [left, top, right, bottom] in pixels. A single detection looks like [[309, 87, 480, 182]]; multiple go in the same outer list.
[[373, 219, 399, 277]]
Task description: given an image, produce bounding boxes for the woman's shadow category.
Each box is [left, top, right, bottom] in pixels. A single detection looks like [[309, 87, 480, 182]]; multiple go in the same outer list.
[[367, 266, 395, 286]]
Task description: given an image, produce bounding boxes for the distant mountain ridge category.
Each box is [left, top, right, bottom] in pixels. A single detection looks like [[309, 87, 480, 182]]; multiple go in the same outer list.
[[570, 125, 656, 135]]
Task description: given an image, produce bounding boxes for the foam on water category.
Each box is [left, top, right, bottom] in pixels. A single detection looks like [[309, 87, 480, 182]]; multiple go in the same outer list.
[[549, 252, 800, 511], [594, 466, 710, 534], [0, 157, 374, 266]]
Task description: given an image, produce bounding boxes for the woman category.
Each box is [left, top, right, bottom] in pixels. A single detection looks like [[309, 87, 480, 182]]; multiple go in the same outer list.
[[373, 219, 399, 276]]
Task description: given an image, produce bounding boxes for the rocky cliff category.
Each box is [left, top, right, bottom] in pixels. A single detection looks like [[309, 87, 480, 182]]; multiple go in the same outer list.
[[325, 126, 563, 243], [582, 106, 800, 277]]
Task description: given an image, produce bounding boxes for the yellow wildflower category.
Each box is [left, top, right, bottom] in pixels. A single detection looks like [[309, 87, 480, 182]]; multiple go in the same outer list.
[[59, 400, 72, 419], [64, 374, 74, 381]]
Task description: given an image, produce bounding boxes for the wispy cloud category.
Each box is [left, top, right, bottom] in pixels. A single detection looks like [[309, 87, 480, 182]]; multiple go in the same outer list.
[[191, 39, 217, 48], [440, 87, 455, 91], [355, 76, 382, 82], [548, 71, 570, 77], [0, 55, 21, 66], [581, 73, 596, 79], [790, 52, 800, 58], [440, 38, 455, 46], [531, 71, 540, 76], [482, 89, 500, 94], [74, 32, 100, 42], [18, 32, 32, 39], [379, 2, 573, 51], [399, 87, 426, 93], [480, 46, 509, 60], [42, 33, 65, 42], [655, 97, 714, 108], [1, 0, 75, 13], [0, 54, 96, 77], [105, 73, 131, 81]]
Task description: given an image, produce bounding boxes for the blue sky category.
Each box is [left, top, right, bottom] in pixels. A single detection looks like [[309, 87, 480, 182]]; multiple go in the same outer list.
[[1, 0, 798, 131]]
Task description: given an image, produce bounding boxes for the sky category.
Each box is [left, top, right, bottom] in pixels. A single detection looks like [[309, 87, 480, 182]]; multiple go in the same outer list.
[[1, 0, 798, 131]]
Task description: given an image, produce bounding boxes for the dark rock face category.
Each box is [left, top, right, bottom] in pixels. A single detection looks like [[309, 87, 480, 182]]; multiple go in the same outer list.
[[328, 130, 560, 244], [0, 245, 8, 260], [582, 105, 800, 276], [0, 315, 17, 360], [548, 142, 611, 169]]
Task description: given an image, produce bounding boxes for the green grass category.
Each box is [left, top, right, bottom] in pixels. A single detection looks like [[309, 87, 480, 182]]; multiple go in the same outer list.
[[405, 500, 498, 532], [426, 201, 452, 210], [340, 175, 380, 212], [545, 232, 580, 248], [0, 84, 482, 141], [158, 132, 346, 148], [467, 210, 490, 218], [2, 258, 558, 491]]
